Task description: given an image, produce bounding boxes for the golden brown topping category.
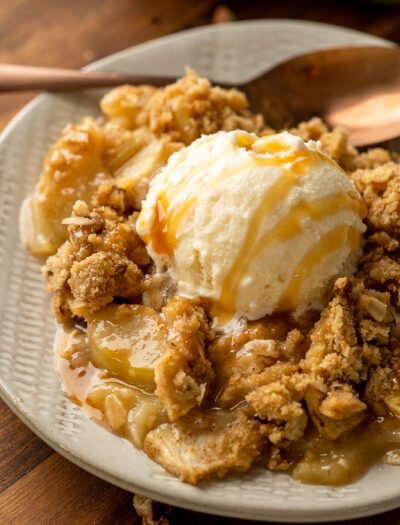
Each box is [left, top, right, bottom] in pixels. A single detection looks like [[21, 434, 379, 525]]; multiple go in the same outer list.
[[144, 408, 264, 484], [290, 118, 357, 169], [246, 382, 304, 423], [69, 252, 143, 317], [369, 256, 400, 285], [100, 69, 271, 147], [319, 390, 366, 420], [148, 68, 268, 145], [352, 162, 400, 237], [42, 203, 148, 321], [154, 296, 215, 421]]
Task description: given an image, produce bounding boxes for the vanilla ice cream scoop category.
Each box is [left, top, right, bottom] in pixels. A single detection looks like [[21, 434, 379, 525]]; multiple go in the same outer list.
[[137, 130, 365, 320]]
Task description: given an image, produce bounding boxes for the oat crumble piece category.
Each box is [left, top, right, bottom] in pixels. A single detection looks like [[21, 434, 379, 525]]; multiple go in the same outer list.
[[352, 162, 400, 236], [144, 408, 265, 484], [102, 68, 271, 146], [155, 296, 215, 421], [43, 201, 147, 321]]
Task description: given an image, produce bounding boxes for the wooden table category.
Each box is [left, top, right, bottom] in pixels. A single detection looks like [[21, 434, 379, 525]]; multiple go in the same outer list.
[[2, 1, 400, 523]]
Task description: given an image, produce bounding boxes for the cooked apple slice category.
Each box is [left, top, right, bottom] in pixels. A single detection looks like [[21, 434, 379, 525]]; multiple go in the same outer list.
[[86, 381, 141, 413], [87, 304, 167, 391], [127, 396, 167, 448], [21, 117, 110, 258], [100, 84, 158, 129], [102, 124, 150, 173], [144, 409, 264, 483], [86, 380, 166, 447], [111, 138, 182, 208]]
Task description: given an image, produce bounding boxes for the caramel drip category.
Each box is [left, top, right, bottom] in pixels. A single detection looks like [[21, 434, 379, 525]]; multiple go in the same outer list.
[[217, 150, 323, 311], [219, 191, 361, 312], [146, 158, 253, 255], [236, 131, 256, 150], [253, 137, 291, 154], [139, 131, 363, 317], [253, 151, 316, 175], [57, 355, 101, 408], [144, 199, 171, 255], [145, 144, 322, 256], [276, 224, 360, 311]]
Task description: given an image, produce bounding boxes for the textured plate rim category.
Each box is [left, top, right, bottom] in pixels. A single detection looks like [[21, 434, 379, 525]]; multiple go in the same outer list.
[[1, 19, 399, 522]]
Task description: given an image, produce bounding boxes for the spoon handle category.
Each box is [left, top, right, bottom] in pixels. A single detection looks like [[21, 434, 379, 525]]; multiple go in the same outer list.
[[0, 64, 177, 92]]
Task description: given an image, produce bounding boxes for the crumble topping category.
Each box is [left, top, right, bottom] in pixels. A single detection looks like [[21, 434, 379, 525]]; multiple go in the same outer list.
[[43, 201, 147, 321], [155, 296, 215, 422], [101, 68, 271, 145], [144, 408, 265, 483], [23, 71, 400, 485]]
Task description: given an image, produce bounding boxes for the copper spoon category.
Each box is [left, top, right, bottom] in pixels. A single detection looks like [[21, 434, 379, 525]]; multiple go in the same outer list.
[[1, 46, 399, 147], [243, 45, 400, 147]]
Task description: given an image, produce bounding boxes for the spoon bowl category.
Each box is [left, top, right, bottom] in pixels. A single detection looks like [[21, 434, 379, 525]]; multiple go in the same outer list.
[[242, 46, 400, 146]]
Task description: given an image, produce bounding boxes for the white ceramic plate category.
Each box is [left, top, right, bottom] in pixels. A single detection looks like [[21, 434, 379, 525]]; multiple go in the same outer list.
[[0, 20, 398, 522]]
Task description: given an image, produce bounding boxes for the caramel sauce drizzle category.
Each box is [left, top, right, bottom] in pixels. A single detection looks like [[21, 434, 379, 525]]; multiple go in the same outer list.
[[219, 192, 361, 312], [143, 134, 325, 256], [276, 224, 360, 311], [151, 146, 288, 257], [55, 330, 104, 420], [139, 132, 363, 315], [57, 353, 100, 408]]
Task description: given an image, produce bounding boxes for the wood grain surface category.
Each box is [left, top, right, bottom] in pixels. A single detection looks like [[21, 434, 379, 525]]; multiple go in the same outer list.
[[2, 1, 400, 523]]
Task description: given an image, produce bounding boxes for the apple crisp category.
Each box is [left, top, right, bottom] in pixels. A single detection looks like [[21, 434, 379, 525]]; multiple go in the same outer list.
[[21, 69, 400, 485]]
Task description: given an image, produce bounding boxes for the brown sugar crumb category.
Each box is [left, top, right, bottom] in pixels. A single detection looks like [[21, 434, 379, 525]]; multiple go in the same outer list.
[[350, 147, 394, 170], [289, 117, 328, 141], [42, 201, 147, 321], [302, 291, 361, 384], [148, 68, 271, 144], [290, 118, 357, 169], [290, 117, 398, 173], [246, 382, 304, 423], [352, 162, 400, 236], [65, 201, 150, 265], [361, 254, 400, 304], [144, 408, 265, 484], [368, 231, 399, 252], [101, 69, 271, 146], [302, 275, 394, 385], [68, 251, 143, 318], [155, 296, 215, 421], [298, 265, 399, 440]]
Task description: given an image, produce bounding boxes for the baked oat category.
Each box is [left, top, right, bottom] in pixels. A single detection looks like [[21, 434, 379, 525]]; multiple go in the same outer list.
[[20, 70, 400, 485]]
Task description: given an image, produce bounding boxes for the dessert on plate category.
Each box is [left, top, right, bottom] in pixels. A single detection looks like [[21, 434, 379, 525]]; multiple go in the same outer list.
[[20, 69, 400, 485]]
